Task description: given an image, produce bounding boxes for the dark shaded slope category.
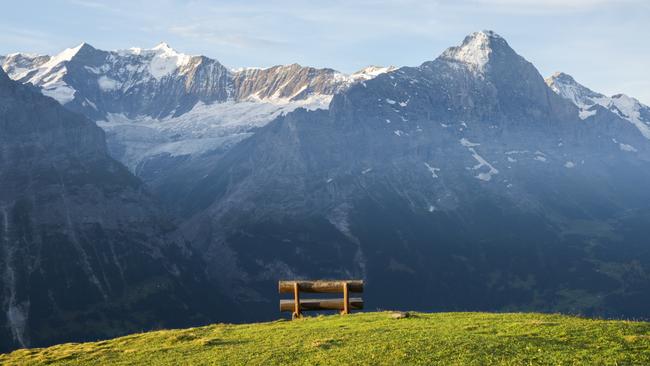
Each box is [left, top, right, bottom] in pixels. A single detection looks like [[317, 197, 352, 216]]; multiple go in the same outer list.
[[0, 69, 233, 351]]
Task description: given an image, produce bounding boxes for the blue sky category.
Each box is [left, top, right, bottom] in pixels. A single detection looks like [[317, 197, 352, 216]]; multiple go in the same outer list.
[[2, 0, 649, 103]]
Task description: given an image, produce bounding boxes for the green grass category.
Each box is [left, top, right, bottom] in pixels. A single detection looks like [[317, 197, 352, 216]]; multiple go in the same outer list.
[[2, 312, 650, 365]]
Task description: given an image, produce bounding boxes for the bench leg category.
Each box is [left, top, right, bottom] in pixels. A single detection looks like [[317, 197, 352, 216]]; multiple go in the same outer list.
[[341, 282, 349, 315], [293, 282, 301, 319]]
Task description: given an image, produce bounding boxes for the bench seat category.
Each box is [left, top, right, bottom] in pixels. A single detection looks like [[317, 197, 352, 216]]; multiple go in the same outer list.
[[280, 297, 364, 312]]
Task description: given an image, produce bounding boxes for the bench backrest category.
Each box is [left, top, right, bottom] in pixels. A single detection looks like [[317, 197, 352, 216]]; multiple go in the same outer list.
[[278, 280, 364, 318]]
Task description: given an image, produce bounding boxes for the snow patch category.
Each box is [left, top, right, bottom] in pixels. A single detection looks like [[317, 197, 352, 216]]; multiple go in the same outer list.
[[471, 155, 498, 180], [579, 108, 597, 120], [424, 162, 440, 178], [619, 143, 637, 152], [82, 98, 98, 110], [461, 140, 499, 181], [460, 138, 480, 147], [97, 75, 119, 91], [41, 81, 75, 104], [609, 94, 650, 139]]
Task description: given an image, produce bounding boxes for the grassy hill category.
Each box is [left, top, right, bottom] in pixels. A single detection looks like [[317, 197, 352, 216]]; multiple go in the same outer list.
[[2, 312, 649, 365]]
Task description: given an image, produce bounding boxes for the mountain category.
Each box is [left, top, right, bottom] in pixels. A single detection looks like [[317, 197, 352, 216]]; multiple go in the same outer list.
[[4, 30, 650, 329], [546, 72, 650, 139], [2, 44, 392, 206], [0, 68, 230, 352], [176, 31, 650, 320], [1, 42, 369, 121]]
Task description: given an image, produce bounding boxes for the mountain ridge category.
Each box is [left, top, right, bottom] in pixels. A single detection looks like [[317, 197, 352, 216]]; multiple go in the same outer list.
[[175, 30, 650, 320], [1, 42, 396, 193], [1, 42, 394, 119]]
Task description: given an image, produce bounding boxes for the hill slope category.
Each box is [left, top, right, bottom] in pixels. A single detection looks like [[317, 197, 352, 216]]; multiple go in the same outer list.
[[2, 312, 649, 365]]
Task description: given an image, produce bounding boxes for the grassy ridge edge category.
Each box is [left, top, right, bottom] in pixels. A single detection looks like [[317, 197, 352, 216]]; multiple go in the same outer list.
[[2, 312, 649, 365]]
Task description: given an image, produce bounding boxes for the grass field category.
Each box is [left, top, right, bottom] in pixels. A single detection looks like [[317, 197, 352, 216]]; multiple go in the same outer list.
[[2, 312, 649, 365]]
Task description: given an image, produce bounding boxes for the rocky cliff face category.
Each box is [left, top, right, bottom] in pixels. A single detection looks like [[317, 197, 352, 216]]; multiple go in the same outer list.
[[0, 69, 229, 352], [177, 31, 650, 320], [232, 64, 350, 101]]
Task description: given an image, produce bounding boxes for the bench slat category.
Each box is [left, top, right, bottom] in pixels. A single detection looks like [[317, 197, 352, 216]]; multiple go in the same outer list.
[[278, 280, 363, 294], [279, 297, 364, 312]]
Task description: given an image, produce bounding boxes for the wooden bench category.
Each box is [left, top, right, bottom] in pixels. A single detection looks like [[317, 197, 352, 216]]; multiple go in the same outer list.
[[279, 280, 364, 319]]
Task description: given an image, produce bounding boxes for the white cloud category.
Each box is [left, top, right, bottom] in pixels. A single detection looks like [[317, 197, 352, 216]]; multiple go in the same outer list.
[[66, 0, 114, 11], [169, 24, 286, 49]]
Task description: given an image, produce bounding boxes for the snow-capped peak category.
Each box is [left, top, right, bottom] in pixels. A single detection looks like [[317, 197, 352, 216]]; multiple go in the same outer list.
[[547, 72, 650, 138], [548, 72, 577, 85], [148, 42, 187, 58], [350, 65, 397, 81], [152, 42, 173, 51], [545, 72, 605, 110], [145, 42, 192, 79], [19, 43, 94, 105], [120, 42, 191, 59], [440, 30, 504, 72], [45, 42, 89, 67]]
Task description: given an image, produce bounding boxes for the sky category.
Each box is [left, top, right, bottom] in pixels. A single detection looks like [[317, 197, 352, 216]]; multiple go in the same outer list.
[[2, 0, 649, 103]]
